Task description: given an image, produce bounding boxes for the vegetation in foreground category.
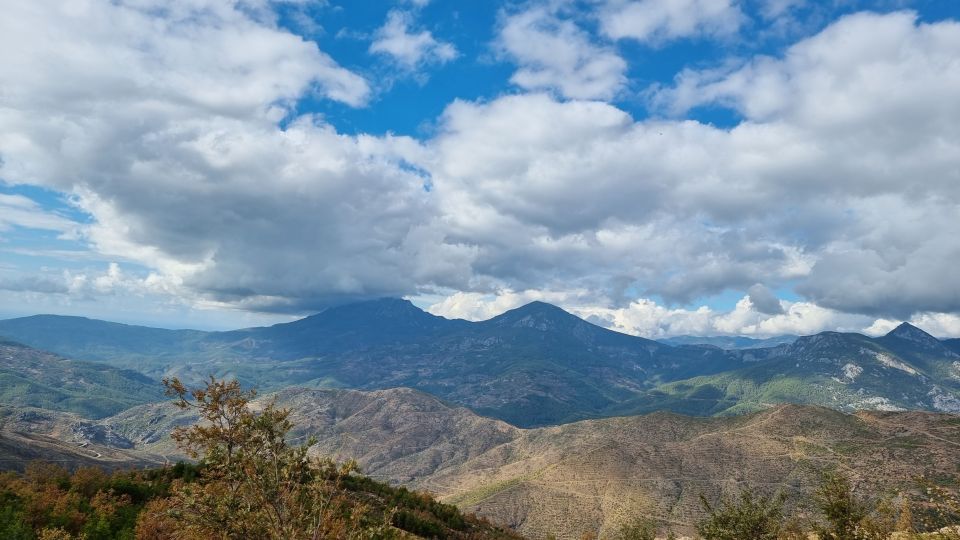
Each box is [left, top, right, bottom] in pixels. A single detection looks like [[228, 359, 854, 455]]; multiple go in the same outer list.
[[0, 376, 518, 539], [609, 472, 960, 540]]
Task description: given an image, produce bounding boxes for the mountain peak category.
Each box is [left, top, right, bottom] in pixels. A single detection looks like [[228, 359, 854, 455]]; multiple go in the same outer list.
[[309, 297, 427, 321], [512, 300, 568, 313], [881, 322, 956, 355], [491, 301, 580, 328], [886, 322, 937, 343]]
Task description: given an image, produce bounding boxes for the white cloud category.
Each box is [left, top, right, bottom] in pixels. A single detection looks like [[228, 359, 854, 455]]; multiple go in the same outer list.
[[1, 3, 959, 331], [0, 0, 368, 125], [647, 11, 960, 316], [369, 10, 457, 68], [427, 289, 593, 321], [653, 11, 960, 130], [599, 0, 743, 43], [497, 5, 627, 100], [427, 289, 885, 338], [0, 0, 439, 312], [429, 11, 960, 318], [427, 93, 818, 303], [0, 194, 77, 234]]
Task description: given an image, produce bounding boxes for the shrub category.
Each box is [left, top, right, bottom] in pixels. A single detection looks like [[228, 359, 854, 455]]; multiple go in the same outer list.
[[696, 489, 785, 540]]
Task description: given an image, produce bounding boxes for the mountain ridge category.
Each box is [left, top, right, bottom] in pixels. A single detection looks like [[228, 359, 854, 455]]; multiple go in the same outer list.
[[2, 299, 959, 426]]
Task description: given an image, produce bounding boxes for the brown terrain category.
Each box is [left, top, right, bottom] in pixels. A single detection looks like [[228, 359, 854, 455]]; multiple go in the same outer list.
[[2, 387, 958, 538]]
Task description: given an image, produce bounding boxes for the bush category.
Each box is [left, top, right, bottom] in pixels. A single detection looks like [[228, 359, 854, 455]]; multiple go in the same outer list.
[[696, 489, 785, 540], [616, 517, 656, 540]]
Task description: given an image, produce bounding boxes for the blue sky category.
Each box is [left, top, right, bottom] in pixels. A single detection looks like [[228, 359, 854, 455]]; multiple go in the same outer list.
[[1, 0, 959, 337]]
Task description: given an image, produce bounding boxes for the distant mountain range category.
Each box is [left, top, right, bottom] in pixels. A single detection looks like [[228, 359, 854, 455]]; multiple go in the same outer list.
[[1, 298, 959, 426], [3, 386, 958, 537], [658, 334, 798, 349]]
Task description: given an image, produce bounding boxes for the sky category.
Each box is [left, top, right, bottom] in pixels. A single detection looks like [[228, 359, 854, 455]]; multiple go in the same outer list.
[[0, 0, 959, 338]]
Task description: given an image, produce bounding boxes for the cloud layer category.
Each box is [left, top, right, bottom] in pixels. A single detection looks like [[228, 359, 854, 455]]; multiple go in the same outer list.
[[1, 3, 959, 335]]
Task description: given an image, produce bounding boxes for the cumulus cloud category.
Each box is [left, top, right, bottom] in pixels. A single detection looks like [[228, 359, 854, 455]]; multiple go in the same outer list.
[[426, 289, 596, 321], [598, 0, 743, 43], [651, 11, 960, 316], [428, 289, 878, 338], [1, 3, 959, 330], [369, 9, 457, 68], [0, 262, 177, 299], [426, 12, 960, 317], [0, 0, 452, 312], [496, 5, 627, 100], [428, 93, 815, 302]]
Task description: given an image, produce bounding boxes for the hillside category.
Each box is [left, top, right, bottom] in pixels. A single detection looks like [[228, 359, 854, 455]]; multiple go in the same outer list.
[[0, 315, 207, 368], [0, 406, 521, 540], [0, 405, 167, 471], [5, 386, 959, 538], [0, 340, 165, 418], [635, 326, 960, 417], [2, 301, 959, 426]]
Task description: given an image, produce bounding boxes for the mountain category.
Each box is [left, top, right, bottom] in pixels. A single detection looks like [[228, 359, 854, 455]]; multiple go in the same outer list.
[[634, 327, 960, 416], [6, 386, 959, 538], [2, 299, 746, 427], [0, 340, 165, 418], [0, 314, 208, 368], [658, 334, 798, 349], [0, 405, 164, 471], [208, 297, 470, 358], [2, 301, 959, 426], [0, 402, 521, 540]]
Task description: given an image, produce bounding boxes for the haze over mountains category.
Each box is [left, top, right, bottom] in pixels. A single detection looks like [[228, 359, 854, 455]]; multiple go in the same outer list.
[[1, 298, 958, 427]]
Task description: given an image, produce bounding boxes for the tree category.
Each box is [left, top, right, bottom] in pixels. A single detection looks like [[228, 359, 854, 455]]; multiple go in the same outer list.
[[160, 376, 389, 539], [696, 489, 784, 540], [815, 472, 868, 540]]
